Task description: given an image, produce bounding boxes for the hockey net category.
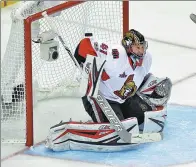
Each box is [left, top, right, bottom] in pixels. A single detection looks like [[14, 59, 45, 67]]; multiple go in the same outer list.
[[1, 1, 129, 146]]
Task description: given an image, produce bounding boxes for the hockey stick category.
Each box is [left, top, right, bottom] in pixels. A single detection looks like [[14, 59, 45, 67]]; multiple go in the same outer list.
[[87, 57, 132, 143], [95, 91, 133, 143], [190, 13, 196, 24], [41, 11, 162, 144]]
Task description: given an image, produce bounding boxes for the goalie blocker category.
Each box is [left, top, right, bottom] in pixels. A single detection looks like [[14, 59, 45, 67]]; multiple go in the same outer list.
[[45, 56, 172, 152]]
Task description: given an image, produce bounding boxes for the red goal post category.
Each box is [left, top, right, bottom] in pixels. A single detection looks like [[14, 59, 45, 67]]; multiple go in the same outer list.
[[1, 1, 129, 146]]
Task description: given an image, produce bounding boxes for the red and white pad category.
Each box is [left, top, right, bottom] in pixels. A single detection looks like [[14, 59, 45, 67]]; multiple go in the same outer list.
[[45, 106, 166, 152]]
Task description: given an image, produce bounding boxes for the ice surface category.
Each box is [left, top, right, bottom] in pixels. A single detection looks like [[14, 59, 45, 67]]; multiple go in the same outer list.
[[1, 1, 196, 167], [24, 105, 196, 167]]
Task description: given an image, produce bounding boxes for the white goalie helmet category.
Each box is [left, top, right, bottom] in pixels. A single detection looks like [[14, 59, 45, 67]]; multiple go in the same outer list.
[[136, 73, 172, 109]]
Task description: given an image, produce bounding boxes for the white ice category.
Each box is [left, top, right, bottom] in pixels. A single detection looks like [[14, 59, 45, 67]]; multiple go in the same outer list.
[[1, 1, 196, 167]]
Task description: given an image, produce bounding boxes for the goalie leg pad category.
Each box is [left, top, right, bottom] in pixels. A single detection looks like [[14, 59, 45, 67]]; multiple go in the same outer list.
[[46, 118, 140, 152], [142, 106, 167, 133], [45, 115, 164, 152]]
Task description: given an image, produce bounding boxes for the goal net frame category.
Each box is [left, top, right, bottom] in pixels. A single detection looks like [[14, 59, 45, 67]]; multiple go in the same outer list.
[[2, 1, 129, 147]]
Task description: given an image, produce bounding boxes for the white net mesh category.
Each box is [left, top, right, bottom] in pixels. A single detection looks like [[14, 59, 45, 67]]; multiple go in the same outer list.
[[1, 1, 126, 144]]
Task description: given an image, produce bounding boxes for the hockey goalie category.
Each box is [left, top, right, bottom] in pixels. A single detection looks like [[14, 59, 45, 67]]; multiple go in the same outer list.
[[45, 30, 172, 152]]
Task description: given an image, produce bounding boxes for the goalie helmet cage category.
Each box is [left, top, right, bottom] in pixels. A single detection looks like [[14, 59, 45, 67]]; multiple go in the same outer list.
[[1, 1, 129, 146]]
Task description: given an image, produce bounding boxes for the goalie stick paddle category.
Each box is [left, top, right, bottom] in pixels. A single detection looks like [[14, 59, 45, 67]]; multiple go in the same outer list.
[[190, 13, 196, 24], [87, 58, 133, 143], [95, 91, 133, 143]]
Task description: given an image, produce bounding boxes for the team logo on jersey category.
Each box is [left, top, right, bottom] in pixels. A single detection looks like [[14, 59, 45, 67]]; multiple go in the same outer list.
[[114, 75, 137, 100], [119, 72, 127, 78]]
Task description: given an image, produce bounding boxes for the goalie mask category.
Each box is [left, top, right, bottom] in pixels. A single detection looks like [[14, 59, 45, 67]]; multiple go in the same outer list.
[[122, 29, 148, 68], [136, 74, 172, 109]]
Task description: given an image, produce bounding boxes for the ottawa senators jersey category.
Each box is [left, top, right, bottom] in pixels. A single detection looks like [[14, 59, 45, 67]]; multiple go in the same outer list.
[[74, 37, 152, 103]]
